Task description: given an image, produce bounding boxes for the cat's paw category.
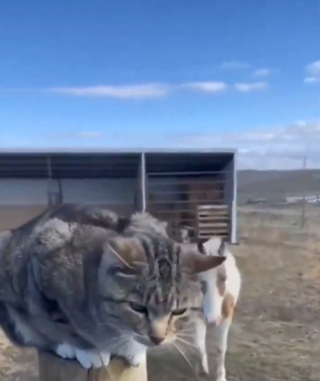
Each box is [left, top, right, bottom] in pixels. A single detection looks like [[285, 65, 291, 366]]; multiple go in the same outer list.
[[127, 350, 147, 367], [56, 343, 76, 359], [75, 348, 110, 369]]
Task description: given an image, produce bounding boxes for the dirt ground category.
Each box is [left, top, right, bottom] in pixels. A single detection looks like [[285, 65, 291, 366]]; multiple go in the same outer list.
[[1, 208, 320, 381]]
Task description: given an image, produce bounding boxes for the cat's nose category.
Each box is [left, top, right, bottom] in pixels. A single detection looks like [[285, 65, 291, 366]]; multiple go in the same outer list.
[[149, 335, 165, 345]]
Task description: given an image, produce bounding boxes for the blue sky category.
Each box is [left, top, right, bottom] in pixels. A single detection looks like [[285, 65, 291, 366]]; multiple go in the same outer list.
[[1, 0, 320, 168]]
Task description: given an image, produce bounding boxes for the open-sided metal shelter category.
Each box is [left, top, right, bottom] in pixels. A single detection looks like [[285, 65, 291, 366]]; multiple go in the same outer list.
[[0, 148, 237, 243]]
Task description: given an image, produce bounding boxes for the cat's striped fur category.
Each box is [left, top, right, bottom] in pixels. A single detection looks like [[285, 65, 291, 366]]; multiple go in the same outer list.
[[0, 204, 225, 369]]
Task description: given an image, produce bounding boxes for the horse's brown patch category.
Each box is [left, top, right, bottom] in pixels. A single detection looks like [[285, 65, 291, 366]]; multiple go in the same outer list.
[[221, 292, 235, 319], [216, 263, 227, 297]]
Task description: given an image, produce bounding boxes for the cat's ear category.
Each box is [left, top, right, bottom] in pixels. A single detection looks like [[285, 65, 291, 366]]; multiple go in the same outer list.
[[98, 236, 145, 297], [183, 250, 225, 274], [192, 253, 225, 274], [217, 237, 227, 256], [102, 236, 145, 272], [197, 241, 206, 255], [0, 230, 12, 253], [117, 217, 131, 232], [161, 221, 168, 229]]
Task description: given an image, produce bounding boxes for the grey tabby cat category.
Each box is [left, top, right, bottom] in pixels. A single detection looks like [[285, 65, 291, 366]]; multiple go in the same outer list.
[[0, 204, 225, 369]]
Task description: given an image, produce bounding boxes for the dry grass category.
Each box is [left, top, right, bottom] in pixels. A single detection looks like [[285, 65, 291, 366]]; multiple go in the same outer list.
[[1, 208, 320, 380]]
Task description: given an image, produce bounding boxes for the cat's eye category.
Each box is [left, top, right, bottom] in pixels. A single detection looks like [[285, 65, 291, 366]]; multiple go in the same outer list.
[[129, 302, 148, 314], [171, 308, 187, 316]]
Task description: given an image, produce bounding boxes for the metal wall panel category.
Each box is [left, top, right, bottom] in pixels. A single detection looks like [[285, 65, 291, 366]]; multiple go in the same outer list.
[[0, 205, 47, 231]]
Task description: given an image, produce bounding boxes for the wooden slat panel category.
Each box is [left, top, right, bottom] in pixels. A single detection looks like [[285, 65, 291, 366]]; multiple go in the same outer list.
[[198, 213, 229, 217], [198, 204, 228, 210], [150, 209, 195, 219], [197, 215, 229, 221], [197, 203, 230, 239], [199, 232, 228, 236], [199, 229, 228, 234], [148, 199, 225, 205], [199, 233, 228, 238], [147, 176, 229, 242], [198, 232, 229, 238], [198, 222, 229, 228], [198, 207, 229, 211]]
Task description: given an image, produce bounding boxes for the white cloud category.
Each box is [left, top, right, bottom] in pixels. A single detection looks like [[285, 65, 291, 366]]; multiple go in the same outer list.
[[49, 80, 270, 98], [4, 78, 274, 99], [304, 76, 320, 84], [72, 131, 102, 139], [182, 81, 228, 93], [49, 81, 229, 99], [220, 61, 250, 70], [304, 61, 320, 84], [252, 68, 272, 78], [306, 61, 320, 76], [14, 119, 320, 170], [50, 84, 169, 99], [234, 81, 269, 92], [163, 120, 320, 169]]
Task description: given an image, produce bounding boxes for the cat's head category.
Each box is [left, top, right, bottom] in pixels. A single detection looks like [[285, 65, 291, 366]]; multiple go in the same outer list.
[[97, 233, 225, 348], [0, 230, 12, 254]]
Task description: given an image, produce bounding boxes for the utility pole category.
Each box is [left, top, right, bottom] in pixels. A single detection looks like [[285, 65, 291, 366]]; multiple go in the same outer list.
[[301, 155, 307, 229]]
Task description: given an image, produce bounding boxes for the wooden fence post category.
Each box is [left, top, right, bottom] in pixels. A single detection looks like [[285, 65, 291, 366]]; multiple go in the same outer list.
[[38, 351, 147, 381]]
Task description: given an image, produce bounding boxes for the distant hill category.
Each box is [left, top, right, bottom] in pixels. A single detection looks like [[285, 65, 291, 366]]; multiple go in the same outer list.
[[237, 169, 320, 204]]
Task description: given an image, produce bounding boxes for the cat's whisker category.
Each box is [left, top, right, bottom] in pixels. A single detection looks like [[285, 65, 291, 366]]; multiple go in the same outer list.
[[172, 342, 200, 381], [176, 337, 199, 351], [176, 332, 194, 338], [96, 335, 130, 351], [80, 321, 129, 330], [109, 244, 134, 269], [112, 339, 129, 351], [105, 367, 116, 381], [106, 337, 129, 351], [100, 360, 115, 381], [100, 335, 126, 345]]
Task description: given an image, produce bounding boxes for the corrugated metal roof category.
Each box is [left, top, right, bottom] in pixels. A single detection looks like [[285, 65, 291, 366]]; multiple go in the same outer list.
[[145, 152, 233, 174], [0, 149, 236, 179], [0, 147, 237, 154], [0, 153, 141, 178]]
